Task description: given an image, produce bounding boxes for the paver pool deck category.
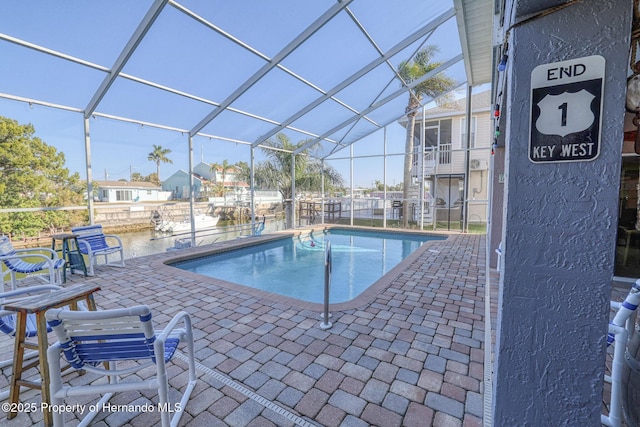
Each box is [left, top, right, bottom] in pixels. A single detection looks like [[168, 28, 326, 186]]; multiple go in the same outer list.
[[1, 231, 495, 427]]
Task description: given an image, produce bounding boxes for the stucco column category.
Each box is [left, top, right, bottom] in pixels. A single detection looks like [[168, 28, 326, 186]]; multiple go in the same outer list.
[[494, 1, 631, 425]]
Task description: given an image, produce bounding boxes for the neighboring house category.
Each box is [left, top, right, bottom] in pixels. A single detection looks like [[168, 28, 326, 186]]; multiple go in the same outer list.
[[94, 180, 171, 203], [208, 163, 248, 197], [399, 90, 492, 223], [193, 162, 216, 181], [162, 169, 209, 200], [163, 162, 248, 201]]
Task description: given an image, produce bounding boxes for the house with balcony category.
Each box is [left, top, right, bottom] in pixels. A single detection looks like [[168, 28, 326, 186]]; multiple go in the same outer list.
[[400, 90, 491, 225], [162, 161, 248, 201], [206, 162, 249, 202]]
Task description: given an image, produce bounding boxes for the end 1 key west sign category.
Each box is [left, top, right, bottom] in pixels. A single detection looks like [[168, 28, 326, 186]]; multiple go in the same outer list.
[[529, 55, 605, 163]]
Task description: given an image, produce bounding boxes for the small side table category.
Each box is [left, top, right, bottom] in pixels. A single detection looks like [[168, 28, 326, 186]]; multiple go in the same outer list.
[[51, 233, 88, 282], [4, 283, 101, 427]]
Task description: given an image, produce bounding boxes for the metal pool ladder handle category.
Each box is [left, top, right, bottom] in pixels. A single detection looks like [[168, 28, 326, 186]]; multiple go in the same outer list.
[[319, 241, 332, 330], [604, 279, 640, 427]]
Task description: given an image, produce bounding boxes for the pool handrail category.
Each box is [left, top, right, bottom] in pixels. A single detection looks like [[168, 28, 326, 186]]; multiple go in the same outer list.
[[150, 221, 258, 242], [320, 241, 332, 330]]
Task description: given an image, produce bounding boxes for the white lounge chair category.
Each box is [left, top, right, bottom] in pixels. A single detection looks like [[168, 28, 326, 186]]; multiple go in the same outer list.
[[46, 305, 197, 427], [0, 235, 65, 288]]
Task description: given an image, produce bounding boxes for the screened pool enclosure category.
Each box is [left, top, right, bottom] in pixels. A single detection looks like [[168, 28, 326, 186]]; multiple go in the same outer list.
[[0, 0, 493, 242]]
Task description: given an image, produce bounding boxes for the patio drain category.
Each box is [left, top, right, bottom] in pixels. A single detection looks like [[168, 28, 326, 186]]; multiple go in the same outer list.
[[176, 352, 318, 427], [483, 251, 494, 427]]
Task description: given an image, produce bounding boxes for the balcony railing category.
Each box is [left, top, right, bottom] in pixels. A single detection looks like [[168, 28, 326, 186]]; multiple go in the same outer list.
[[413, 145, 450, 176], [439, 143, 452, 164]]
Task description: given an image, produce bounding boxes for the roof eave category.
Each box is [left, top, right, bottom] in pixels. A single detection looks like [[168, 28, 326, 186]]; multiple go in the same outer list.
[[454, 0, 494, 86]]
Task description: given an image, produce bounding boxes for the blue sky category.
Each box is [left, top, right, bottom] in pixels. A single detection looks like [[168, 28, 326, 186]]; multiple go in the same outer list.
[[0, 0, 466, 187]]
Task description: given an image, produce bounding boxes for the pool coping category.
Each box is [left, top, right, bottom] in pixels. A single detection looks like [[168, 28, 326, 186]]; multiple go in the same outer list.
[[151, 225, 450, 312]]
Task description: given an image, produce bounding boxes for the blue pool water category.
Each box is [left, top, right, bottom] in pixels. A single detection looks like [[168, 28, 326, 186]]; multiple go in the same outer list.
[[172, 229, 443, 303]]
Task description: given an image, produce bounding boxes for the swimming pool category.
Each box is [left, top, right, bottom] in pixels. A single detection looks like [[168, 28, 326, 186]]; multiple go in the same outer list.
[[171, 228, 443, 304]]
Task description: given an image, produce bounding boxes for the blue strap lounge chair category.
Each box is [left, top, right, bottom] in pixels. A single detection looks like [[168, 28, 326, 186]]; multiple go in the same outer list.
[[70, 225, 125, 276], [0, 235, 65, 288], [46, 305, 197, 427]]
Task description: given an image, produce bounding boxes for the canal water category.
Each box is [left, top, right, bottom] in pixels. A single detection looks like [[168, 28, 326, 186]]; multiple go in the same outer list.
[[118, 220, 286, 259]]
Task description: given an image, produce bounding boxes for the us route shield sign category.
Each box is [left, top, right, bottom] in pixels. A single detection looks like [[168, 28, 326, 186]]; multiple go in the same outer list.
[[529, 55, 605, 163]]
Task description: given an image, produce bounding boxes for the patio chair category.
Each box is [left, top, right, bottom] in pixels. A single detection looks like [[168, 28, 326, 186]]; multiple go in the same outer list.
[[70, 225, 125, 276], [0, 284, 62, 400], [46, 305, 197, 427], [253, 215, 266, 236], [0, 235, 65, 288]]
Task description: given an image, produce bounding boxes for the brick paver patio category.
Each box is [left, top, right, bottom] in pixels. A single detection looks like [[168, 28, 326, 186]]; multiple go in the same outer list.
[[0, 230, 493, 427]]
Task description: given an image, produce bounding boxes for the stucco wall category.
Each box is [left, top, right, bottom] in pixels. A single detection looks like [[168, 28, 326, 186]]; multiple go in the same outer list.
[[493, 1, 631, 425]]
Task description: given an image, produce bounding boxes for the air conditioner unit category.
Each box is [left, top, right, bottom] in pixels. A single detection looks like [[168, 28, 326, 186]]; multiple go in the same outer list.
[[470, 159, 487, 170]]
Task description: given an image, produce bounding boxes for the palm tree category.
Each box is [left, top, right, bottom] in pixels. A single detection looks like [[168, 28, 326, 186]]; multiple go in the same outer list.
[[147, 144, 173, 183], [210, 159, 236, 203], [253, 133, 344, 228], [398, 46, 456, 227], [233, 161, 250, 184]]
